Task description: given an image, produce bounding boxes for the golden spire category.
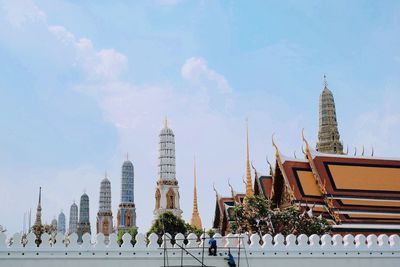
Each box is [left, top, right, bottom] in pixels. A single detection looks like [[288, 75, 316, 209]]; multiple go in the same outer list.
[[190, 156, 202, 229], [245, 119, 253, 196]]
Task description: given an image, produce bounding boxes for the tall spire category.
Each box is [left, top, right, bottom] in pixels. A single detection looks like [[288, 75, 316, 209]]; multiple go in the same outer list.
[[245, 119, 254, 196], [118, 157, 136, 230], [190, 156, 202, 229], [34, 187, 42, 226], [154, 118, 182, 218], [316, 75, 343, 154], [97, 174, 113, 236]]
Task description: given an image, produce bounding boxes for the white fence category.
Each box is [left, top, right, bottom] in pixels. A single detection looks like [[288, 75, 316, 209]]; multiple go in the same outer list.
[[0, 232, 399, 267]]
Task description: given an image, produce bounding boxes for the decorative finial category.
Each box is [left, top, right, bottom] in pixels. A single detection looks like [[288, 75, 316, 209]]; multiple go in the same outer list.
[[272, 133, 278, 152], [323, 74, 328, 88], [361, 146, 365, 156], [126, 152, 129, 161], [192, 155, 199, 213], [104, 170, 107, 178], [293, 151, 297, 159], [301, 128, 310, 152], [228, 178, 236, 200], [266, 156, 273, 176], [251, 161, 256, 171], [164, 116, 168, 128], [345, 145, 349, 155], [245, 118, 253, 196], [301, 145, 305, 155], [371, 146, 374, 157], [354, 147, 357, 156], [212, 183, 219, 198], [38, 187, 42, 205]]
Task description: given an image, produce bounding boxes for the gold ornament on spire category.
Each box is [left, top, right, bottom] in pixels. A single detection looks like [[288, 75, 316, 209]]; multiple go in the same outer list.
[[190, 156, 202, 229], [245, 119, 254, 196]]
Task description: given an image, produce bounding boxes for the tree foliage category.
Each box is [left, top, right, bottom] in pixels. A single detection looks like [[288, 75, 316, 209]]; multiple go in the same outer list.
[[186, 224, 203, 238], [230, 195, 331, 236], [117, 227, 138, 246], [148, 212, 187, 243]]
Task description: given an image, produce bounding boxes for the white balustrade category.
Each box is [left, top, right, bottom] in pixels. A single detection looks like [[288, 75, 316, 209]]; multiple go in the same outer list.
[[0, 232, 399, 256]]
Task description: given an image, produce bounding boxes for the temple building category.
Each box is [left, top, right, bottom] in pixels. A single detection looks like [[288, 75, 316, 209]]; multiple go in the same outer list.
[[57, 211, 66, 235], [117, 157, 137, 231], [190, 158, 202, 229], [68, 201, 78, 235], [77, 192, 91, 241], [154, 119, 182, 218], [213, 76, 400, 235], [316, 75, 343, 154], [270, 133, 400, 235], [97, 173, 113, 236]]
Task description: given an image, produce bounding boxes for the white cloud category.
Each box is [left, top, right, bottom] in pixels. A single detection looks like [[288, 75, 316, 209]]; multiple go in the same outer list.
[[182, 57, 233, 94], [48, 25, 128, 82], [0, 0, 46, 27]]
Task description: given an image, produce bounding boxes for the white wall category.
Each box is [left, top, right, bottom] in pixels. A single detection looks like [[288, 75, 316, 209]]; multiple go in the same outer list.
[[1, 232, 399, 267]]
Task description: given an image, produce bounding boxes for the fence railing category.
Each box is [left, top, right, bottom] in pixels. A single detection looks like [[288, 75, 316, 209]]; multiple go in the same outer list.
[[1, 232, 399, 253]]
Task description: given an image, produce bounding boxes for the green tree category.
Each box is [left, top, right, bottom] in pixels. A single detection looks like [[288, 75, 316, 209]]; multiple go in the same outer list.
[[207, 228, 216, 238], [117, 227, 138, 246], [148, 212, 187, 244], [231, 195, 331, 236], [186, 224, 203, 238]]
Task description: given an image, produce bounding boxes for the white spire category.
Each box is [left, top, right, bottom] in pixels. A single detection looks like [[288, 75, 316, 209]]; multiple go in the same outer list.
[[158, 119, 176, 180]]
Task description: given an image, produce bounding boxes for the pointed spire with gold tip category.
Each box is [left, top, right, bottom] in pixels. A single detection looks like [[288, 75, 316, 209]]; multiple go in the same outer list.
[[245, 119, 254, 197], [190, 156, 202, 229]]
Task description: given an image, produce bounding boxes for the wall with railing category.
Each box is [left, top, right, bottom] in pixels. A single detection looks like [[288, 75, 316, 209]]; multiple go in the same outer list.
[[0, 232, 399, 267]]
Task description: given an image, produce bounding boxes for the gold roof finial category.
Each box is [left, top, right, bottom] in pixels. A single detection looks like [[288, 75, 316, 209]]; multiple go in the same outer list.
[[190, 156, 202, 229], [245, 118, 253, 196], [193, 156, 198, 213], [301, 128, 310, 152], [212, 183, 219, 198], [266, 156, 273, 176], [228, 178, 236, 200]]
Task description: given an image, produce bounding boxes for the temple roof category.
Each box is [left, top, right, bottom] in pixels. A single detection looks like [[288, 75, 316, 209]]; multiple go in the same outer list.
[[273, 146, 400, 230]]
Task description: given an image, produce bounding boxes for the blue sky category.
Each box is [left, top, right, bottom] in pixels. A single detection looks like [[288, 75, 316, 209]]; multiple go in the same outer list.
[[0, 0, 399, 235]]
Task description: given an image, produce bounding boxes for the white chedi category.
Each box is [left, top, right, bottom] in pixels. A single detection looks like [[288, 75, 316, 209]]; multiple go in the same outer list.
[[154, 119, 182, 218]]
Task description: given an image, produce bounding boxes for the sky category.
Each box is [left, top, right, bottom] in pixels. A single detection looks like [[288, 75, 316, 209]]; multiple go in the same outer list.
[[0, 0, 399, 235]]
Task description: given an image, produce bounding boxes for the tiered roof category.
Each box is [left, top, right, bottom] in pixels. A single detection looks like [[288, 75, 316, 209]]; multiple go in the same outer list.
[[271, 137, 400, 235]]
